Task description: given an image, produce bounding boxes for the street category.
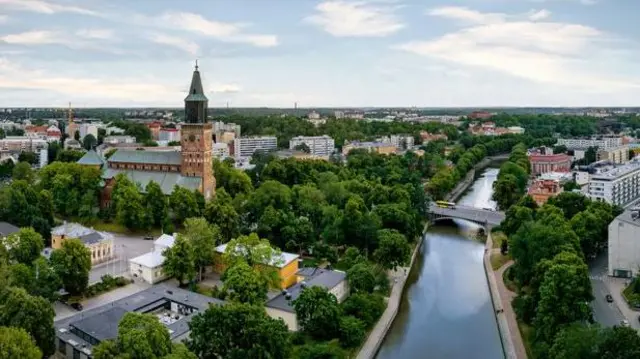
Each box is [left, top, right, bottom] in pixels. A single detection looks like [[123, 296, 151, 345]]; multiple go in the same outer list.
[[89, 234, 154, 283], [589, 252, 634, 328]]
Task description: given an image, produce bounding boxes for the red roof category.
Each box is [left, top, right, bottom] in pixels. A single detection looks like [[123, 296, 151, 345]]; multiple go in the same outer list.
[[528, 154, 571, 162], [160, 128, 179, 132]]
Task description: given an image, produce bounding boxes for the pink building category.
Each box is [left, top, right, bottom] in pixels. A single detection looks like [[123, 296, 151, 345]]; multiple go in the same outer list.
[[528, 153, 572, 175]]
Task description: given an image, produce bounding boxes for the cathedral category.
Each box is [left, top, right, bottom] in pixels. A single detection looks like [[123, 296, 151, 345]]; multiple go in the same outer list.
[[78, 63, 216, 206]]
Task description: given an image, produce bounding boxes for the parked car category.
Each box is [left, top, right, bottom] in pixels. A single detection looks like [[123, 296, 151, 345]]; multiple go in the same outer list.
[[70, 302, 83, 311], [606, 294, 613, 303], [144, 236, 154, 241], [621, 320, 630, 327]]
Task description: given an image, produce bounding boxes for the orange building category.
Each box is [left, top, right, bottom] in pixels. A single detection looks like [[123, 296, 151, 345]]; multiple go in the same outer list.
[[528, 178, 563, 205]]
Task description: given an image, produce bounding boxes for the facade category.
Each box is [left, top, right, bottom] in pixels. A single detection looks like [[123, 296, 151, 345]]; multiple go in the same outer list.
[[584, 159, 640, 206], [528, 153, 572, 176], [275, 149, 329, 161], [382, 135, 414, 151], [46, 125, 62, 142], [51, 222, 114, 266], [79, 123, 98, 140], [0, 136, 49, 168], [608, 209, 640, 278], [213, 243, 299, 289], [342, 141, 397, 156], [234, 136, 278, 158], [597, 146, 629, 164], [129, 233, 176, 284], [54, 285, 224, 359], [419, 131, 447, 143], [289, 135, 335, 156], [307, 111, 320, 120], [528, 179, 563, 205], [556, 137, 622, 150], [159, 128, 180, 142], [103, 135, 136, 145], [265, 268, 348, 331], [212, 142, 230, 159]]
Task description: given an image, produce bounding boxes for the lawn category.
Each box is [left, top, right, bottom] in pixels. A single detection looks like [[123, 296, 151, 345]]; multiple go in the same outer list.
[[492, 231, 507, 249], [490, 252, 511, 271], [517, 321, 535, 359], [89, 220, 162, 236]]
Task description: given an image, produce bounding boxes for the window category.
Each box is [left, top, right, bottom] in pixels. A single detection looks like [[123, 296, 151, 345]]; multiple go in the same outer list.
[[73, 348, 81, 359]]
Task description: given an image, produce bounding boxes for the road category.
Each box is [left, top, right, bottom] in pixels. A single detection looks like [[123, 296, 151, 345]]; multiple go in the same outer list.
[[589, 252, 627, 328], [89, 234, 154, 283], [428, 204, 505, 226]]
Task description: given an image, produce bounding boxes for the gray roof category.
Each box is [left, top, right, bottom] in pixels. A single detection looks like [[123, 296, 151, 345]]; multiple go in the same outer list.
[[266, 269, 346, 313], [0, 222, 20, 237], [77, 150, 104, 166], [102, 168, 202, 194], [79, 232, 104, 245], [613, 210, 640, 228], [184, 68, 208, 102], [55, 285, 224, 351], [108, 149, 182, 165]]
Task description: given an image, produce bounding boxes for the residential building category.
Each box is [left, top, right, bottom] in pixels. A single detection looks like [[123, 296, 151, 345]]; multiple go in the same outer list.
[[507, 126, 525, 134], [608, 208, 640, 278], [103, 135, 136, 145], [528, 178, 563, 205], [584, 159, 640, 206], [468, 111, 493, 120], [342, 141, 397, 156], [289, 135, 335, 156], [556, 137, 622, 150], [307, 111, 320, 120], [51, 222, 114, 266], [528, 153, 572, 176], [419, 131, 447, 143], [275, 149, 329, 161], [64, 139, 82, 150], [597, 146, 629, 164], [265, 268, 348, 331], [54, 285, 224, 359], [213, 243, 299, 289], [234, 136, 277, 158], [25, 125, 48, 138], [46, 125, 62, 142], [159, 128, 180, 143], [380, 135, 414, 151], [79, 123, 99, 140], [129, 233, 176, 284], [334, 111, 344, 119], [0, 222, 20, 240], [146, 122, 162, 140], [0, 136, 49, 168], [212, 142, 230, 159]]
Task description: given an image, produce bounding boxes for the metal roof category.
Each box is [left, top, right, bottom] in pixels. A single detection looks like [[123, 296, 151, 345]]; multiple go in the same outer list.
[[266, 269, 346, 313], [108, 149, 182, 165], [0, 222, 20, 237], [77, 150, 104, 166], [102, 168, 201, 194], [79, 232, 105, 245]]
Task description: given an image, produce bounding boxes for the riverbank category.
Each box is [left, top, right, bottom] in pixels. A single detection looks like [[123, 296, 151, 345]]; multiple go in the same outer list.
[[355, 227, 426, 359], [446, 154, 509, 202]]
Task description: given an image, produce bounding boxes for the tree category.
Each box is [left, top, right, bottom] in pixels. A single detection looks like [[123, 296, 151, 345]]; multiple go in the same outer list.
[[341, 293, 386, 328], [74, 130, 80, 141], [501, 205, 534, 236], [500, 239, 508, 255], [9, 257, 61, 302], [83, 133, 97, 150], [187, 302, 291, 359], [145, 181, 168, 227], [547, 192, 590, 220], [0, 326, 42, 359], [598, 326, 640, 359], [183, 217, 220, 281], [338, 316, 366, 348], [296, 342, 347, 359], [4, 228, 44, 265], [222, 261, 268, 305], [17, 151, 37, 165], [169, 186, 200, 224], [548, 324, 602, 359], [293, 286, 341, 340], [493, 174, 522, 210], [204, 190, 240, 242], [373, 229, 411, 270], [570, 210, 602, 259], [114, 178, 148, 230], [0, 287, 55, 356], [162, 235, 196, 287], [295, 143, 311, 153], [346, 263, 377, 294], [341, 247, 365, 270], [50, 238, 91, 295], [12, 162, 34, 183], [223, 233, 283, 287]]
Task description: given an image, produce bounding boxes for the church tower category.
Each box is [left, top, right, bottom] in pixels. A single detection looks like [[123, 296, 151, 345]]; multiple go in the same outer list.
[[181, 61, 215, 199]]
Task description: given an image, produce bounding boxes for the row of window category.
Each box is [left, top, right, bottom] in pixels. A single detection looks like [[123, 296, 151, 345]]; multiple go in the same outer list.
[[109, 163, 179, 172]]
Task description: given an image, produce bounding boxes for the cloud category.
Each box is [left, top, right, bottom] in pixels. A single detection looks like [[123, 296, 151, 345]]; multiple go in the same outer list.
[[528, 9, 551, 21], [0, 14, 7, 23], [395, 6, 639, 91], [0, 0, 95, 15], [0, 30, 62, 45], [427, 6, 505, 24], [157, 12, 278, 47], [305, 0, 404, 37], [76, 29, 114, 40], [150, 33, 199, 55], [530, 0, 597, 4], [0, 29, 123, 54], [211, 83, 241, 93]]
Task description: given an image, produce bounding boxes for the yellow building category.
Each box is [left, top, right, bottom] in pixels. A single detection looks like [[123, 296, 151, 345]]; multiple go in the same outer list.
[[214, 243, 300, 289], [51, 222, 114, 266], [597, 146, 629, 164]]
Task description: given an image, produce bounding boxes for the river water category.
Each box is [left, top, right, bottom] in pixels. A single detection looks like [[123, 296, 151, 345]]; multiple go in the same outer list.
[[376, 168, 504, 359]]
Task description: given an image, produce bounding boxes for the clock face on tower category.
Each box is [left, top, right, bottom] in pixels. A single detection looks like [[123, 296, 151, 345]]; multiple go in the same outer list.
[[189, 134, 196, 142]]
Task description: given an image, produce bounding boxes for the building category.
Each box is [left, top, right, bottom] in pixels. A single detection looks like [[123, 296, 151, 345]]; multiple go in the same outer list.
[[77, 150, 105, 169], [341, 141, 397, 156], [556, 137, 622, 150], [584, 159, 640, 206], [212, 142, 230, 159], [608, 209, 640, 278], [597, 146, 629, 164], [307, 111, 320, 120], [129, 233, 176, 284], [265, 268, 348, 331], [25, 125, 48, 138], [159, 128, 180, 143], [381, 135, 414, 151], [46, 125, 62, 142], [507, 126, 525, 134], [54, 285, 224, 359], [528, 153, 572, 176], [419, 131, 447, 143], [213, 243, 299, 289], [95, 63, 216, 204], [0, 221, 20, 239], [64, 139, 82, 150], [147, 122, 162, 140], [275, 149, 329, 161], [468, 111, 493, 120], [51, 222, 114, 266], [79, 123, 98, 140], [234, 136, 277, 158], [103, 135, 136, 145], [0, 136, 49, 168], [528, 178, 563, 205], [289, 135, 335, 156]]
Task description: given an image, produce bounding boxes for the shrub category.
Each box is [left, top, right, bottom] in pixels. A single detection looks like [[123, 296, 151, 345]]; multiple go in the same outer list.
[[342, 293, 386, 328], [338, 316, 366, 348]]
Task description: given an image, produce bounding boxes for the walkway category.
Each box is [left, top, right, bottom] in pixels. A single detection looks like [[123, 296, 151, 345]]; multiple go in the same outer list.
[[494, 258, 528, 359]]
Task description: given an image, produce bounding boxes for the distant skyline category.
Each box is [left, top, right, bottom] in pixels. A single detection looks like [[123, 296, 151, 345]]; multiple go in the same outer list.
[[1, 0, 639, 108]]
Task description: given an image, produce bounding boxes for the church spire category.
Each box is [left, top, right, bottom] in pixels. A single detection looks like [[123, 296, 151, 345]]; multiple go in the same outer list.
[[184, 61, 208, 123]]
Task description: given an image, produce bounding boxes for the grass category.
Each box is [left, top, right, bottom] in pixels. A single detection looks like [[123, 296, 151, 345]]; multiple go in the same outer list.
[[490, 252, 511, 271], [492, 231, 507, 249], [502, 266, 518, 293], [517, 320, 535, 359], [89, 219, 162, 236]]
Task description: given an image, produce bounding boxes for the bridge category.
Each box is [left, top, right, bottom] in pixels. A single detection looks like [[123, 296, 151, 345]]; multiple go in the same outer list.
[[427, 204, 505, 227]]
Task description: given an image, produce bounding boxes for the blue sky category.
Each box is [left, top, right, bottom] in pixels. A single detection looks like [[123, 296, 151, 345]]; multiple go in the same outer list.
[[0, 0, 638, 108]]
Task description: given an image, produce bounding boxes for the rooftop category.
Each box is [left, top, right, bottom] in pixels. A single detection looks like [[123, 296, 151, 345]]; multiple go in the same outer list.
[[77, 150, 104, 166], [0, 222, 20, 237], [51, 222, 112, 244], [108, 149, 181, 166], [266, 269, 346, 313], [130, 250, 166, 268], [590, 159, 640, 180], [215, 243, 299, 269], [102, 168, 201, 194], [613, 209, 640, 228]]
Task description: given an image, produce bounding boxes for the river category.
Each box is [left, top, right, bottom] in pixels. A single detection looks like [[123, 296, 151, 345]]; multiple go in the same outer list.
[[376, 167, 504, 359]]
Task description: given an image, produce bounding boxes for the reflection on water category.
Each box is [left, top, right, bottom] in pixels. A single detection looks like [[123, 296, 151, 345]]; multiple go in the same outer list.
[[376, 168, 503, 359]]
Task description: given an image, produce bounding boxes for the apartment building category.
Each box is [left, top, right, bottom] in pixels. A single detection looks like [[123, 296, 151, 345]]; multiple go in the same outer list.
[[597, 146, 629, 164], [584, 159, 640, 206], [79, 123, 99, 140], [341, 141, 397, 156], [234, 136, 278, 158], [608, 209, 640, 278], [103, 135, 136, 145], [212, 142, 230, 159], [0, 136, 49, 168], [289, 135, 335, 156], [159, 128, 180, 143], [556, 137, 622, 150]]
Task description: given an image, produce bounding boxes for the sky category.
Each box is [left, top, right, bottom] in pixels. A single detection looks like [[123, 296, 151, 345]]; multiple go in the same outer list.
[[0, 0, 639, 108]]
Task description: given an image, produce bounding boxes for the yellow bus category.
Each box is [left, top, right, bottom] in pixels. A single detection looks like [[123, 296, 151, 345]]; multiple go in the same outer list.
[[436, 200, 456, 209]]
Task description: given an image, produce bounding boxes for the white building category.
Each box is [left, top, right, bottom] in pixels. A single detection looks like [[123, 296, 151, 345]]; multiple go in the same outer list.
[[79, 123, 98, 140], [608, 209, 640, 278], [103, 135, 136, 145], [289, 135, 335, 156], [507, 126, 525, 134], [159, 128, 180, 143], [382, 134, 415, 151], [129, 233, 176, 284], [556, 137, 622, 150], [583, 159, 640, 206], [212, 142, 230, 159], [234, 136, 277, 158], [0, 136, 49, 168]]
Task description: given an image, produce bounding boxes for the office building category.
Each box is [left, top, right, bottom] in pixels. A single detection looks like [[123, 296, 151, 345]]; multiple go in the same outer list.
[[584, 159, 640, 206], [54, 285, 224, 359], [289, 135, 335, 156], [234, 136, 277, 158], [597, 146, 629, 164], [608, 209, 640, 278], [556, 137, 622, 150]]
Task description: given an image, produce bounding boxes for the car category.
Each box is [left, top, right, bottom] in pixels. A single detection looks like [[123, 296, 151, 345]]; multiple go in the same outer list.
[[70, 302, 83, 311], [606, 294, 613, 303], [621, 320, 630, 327], [144, 236, 154, 241]]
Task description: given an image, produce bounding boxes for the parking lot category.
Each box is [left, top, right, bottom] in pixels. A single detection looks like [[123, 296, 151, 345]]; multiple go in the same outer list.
[[89, 233, 155, 283]]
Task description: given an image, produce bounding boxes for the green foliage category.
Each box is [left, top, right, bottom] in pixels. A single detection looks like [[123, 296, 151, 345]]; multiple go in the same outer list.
[[112, 174, 148, 230], [373, 229, 411, 270], [222, 261, 268, 305], [55, 149, 85, 163], [162, 235, 196, 287], [340, 247, 365, 270], [293, 286, 341, 340], [223, 233, 283, 287], [83, 275, 131, 298], [12, 161, 34, 183], [145, 181, 168, 227], [0, 182, 54, 240], [295, 341, 347, 359], [82, 133, 97, 150], [4, 227, 44, 265], [549, 324, 640, 359], [50, 238, 92, 295], [204, 189, 240, 242], [338, 316, 366, 348], [213, 159, 253, 197], [169, 185, 200, 224], [0, 326, 42, 359], [8, 257, 61, 302], [347, 262, 377, 294], [341, 292, 386, 328], [182, 217, 220, 281], [39, 162, 102, 216]]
